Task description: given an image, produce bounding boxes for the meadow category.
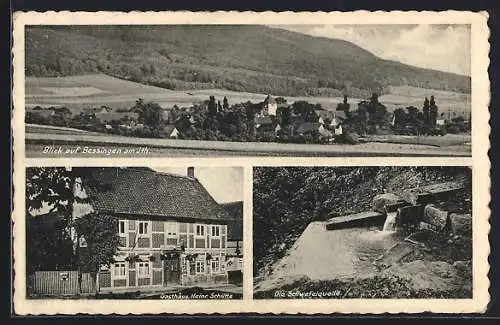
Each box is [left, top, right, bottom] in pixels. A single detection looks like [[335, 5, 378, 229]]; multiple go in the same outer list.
[[25, 74, 471, 115]]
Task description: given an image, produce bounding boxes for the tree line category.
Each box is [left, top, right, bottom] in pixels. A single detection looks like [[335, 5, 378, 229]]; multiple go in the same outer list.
[[26, 168, 120, 295], [26, 93, 470, 143]]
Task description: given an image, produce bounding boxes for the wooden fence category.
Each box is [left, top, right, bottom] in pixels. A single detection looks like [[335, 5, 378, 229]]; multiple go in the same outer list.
[[29, 271, 96, 296]]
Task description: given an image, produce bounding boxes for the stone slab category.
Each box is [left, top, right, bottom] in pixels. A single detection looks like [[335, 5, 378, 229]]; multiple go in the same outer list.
[[402, 181, 464, 205], [325, 211, 386, 230]]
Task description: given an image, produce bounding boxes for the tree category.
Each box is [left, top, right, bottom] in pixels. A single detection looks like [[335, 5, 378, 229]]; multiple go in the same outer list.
[[277, 105, 292, 126], [132, 98, 164, 134], [73, 212, 119, 294], [223, 96, 230, 110], [275, 97, 287, 105], [26, 167, 75, 229], [27, 211, 75, 273], [357, 103, 369, 135], [429, 95, 439, 127], [423, 97, 430, 126], [393, 108, 407, 129], [208, 96, 218, 116], [336, 95, 351, 117], [25, 167, 120, 294], [292, 101, 318, 122], [368, 93, 379, 116]]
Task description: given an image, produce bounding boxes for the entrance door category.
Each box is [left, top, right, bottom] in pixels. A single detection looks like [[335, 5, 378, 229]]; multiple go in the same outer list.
[[164, 257, 180, 286]]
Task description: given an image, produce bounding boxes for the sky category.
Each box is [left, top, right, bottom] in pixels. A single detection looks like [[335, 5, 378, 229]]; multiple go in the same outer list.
[[274, 24, 471, 76], [153, 167, 244, 204]]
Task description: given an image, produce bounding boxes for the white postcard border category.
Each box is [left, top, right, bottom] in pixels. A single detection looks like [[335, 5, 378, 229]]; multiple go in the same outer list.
[[12, 10, 490, 314]]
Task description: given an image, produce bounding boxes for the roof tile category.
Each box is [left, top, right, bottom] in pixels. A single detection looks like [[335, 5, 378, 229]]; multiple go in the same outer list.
[[85, 168, 230, 223]]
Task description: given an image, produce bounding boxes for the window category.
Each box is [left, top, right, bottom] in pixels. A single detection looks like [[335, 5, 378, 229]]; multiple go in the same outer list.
[[166, 222, 177, 236], [211, 256, 220, 273], [211, 225, 220, 237], [113, 263, 126, 277], [195, 261, 205, 274], [118, 220, 126, 234], [195, 224, 205, 236], [138, 221, 149, 235], [138, 262, 150, 277]]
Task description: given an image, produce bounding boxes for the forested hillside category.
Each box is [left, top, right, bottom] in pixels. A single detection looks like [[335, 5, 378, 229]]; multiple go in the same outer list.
[[253, 167, 472, 277], [26, 25, 470, 98]]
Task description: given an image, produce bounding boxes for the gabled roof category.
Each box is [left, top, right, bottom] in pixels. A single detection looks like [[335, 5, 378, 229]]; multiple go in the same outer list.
[[264, 95, 276, 105], [84, 168, 230, 223], [221, 201, 243, 241]]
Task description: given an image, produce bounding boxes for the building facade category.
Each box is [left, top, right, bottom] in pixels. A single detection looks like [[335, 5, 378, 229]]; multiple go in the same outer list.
[[72, 167, 232, 293]]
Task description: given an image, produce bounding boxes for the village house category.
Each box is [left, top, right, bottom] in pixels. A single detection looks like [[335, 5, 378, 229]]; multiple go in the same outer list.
[[72, 167, 233, 293], [259, 95, 278, 116], [330, 110, 347, 129], [165, 125, 180, 139], [436, 118, 446, 126], [315, 109, 335, 126]]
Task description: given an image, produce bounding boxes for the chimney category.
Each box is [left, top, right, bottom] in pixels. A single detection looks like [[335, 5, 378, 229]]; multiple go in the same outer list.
[[187, 167, 195, 179]]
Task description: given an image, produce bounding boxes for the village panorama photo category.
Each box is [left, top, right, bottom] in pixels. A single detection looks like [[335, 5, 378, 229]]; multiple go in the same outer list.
[[253, 166, 473, 299], [25, 166, 244, 300], [23, 24, 472, 157]]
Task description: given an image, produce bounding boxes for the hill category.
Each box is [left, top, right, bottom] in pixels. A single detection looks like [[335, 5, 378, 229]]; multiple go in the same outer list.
[[25, 25, 470, 98]]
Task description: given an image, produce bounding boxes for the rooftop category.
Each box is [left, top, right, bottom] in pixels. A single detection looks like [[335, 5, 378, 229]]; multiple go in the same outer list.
[[84, 168, 231, 223]]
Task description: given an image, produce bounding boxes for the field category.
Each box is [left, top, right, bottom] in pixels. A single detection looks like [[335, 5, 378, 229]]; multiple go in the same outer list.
[[25, 126, 471, 158], [25, 74, 471, 115], [365, 134, 471, 147]]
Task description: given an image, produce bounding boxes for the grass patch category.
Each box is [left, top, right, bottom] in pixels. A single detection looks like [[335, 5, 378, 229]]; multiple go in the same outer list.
[[254, 276, 472, 299], [365, 134, 471, 147]]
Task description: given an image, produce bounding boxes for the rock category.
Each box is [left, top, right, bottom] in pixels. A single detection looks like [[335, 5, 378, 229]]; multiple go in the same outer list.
[[372, 193, 401, 213], [449, 213, 472, 237], [418, 221, 439, 232], [373, 242, 415, 268], [382, 260, 467, 292], [402, 182, 464, 205], [422, 204, 448, 231], [430, 261, 455, 278], [453, 260, 472, 277], [396, 205, 424, 227]]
